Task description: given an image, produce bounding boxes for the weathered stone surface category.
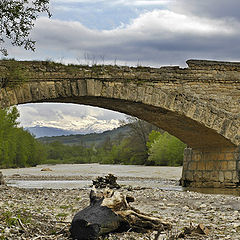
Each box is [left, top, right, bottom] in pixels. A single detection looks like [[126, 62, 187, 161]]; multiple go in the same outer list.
[[181, 147, 240, 188]]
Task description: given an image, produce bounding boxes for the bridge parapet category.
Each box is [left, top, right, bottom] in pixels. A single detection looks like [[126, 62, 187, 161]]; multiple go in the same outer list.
[[1, 59, 240, 83]]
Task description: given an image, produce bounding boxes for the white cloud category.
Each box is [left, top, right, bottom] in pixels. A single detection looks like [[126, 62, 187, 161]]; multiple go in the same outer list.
[[17, 9, 237, 66], [17, 103, 126, 132]]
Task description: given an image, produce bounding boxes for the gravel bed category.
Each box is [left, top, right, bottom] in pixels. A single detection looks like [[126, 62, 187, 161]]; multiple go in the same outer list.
[[1, 184, 240, 239]]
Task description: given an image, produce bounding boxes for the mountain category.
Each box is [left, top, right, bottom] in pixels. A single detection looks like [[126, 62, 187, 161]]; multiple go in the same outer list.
[[24, 116, 122, 138], [38, 124, 131, 147], [25, 126, 86, 138]]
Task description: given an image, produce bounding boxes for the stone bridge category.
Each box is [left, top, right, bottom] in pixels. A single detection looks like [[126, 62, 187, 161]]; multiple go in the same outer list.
[[0, 59, 240, 188]]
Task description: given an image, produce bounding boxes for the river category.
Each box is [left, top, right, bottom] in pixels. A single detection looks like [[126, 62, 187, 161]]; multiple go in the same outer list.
[[2, 164, 240, 196], [1, 164, 182, 189]]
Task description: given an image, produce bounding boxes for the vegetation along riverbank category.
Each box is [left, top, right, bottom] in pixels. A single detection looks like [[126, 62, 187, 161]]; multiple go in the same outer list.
[[0, 108, 186, 169]]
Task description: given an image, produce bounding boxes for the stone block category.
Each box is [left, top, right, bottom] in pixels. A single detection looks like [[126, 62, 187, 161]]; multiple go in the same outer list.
[[185, 171, 194, 181], [193, 171, 202, 181], [217, 153, 225, 161], [210, 171, 219, 182], [86, 79, 95, 96], [197, 161, 205, 171], [219, 171, 224, 182], [192, 153, 201, 161], [206, 152, 218, 161], [46, 81, 57, 99], [205, 161, 214, 170], [21, 84, 32, 102], [219, 161, 228, 170], [232, 171, 239, 182], [77, 80, 87, 96], [225, 152, 235, 161], [113, 82, 123, 99], [70, 81, 78, 97], [6, 88, 18, 105], [188, 162, 197, 170], [224, 171, 233, 181], [228, 161, 237, 171], [202, 171, 210, 181], [62, 80, 71, 97], [136, 85, 145, 102]]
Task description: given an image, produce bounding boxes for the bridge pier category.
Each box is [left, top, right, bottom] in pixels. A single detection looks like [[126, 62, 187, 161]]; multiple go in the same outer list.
[[181, 147, 240, 188]]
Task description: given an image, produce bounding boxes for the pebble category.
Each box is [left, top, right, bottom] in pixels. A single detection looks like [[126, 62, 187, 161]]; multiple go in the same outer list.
[[1, 181, 240, 239]]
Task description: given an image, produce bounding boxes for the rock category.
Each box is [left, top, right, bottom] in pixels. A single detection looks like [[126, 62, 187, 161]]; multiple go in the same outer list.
[[41, 168, 53, 172], [179, 223, 210, 238], [194, 223, 210, 235], [0, 171, 5, 185]]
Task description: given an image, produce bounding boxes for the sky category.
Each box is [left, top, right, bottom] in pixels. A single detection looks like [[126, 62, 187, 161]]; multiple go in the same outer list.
[[6, 0, 240, 133]]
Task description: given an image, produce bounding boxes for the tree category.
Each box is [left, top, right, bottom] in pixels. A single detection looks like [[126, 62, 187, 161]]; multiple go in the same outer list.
[[0, 107, 46, 168], [122, 116, 162, 164], [0, 0, 51, 56], [147, 131, 186, 166]]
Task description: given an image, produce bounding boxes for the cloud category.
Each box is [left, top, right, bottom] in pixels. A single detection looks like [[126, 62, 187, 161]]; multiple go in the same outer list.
[[17, 103, 126, 130], [11, 9, 236, 66], [170, 0, 240, 20]]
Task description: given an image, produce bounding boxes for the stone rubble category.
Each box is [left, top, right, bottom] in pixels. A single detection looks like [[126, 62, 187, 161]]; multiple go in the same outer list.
[[1, 183, 240, 239]]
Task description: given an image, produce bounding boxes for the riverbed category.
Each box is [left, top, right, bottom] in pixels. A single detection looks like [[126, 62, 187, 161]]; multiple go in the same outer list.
[[1, 164, 240, 239], [2, 164, 183, 190]]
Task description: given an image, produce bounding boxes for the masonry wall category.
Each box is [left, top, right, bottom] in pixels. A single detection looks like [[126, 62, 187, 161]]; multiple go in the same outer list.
[[181, 147, 240, 188]]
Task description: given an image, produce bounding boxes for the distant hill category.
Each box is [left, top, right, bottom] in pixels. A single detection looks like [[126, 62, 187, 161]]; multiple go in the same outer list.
[[38, 124, 131, 147], [26, 126, 81, 138]]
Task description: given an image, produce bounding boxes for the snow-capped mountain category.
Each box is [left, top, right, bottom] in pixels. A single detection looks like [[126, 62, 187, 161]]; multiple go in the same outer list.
[[25, 116, 122, 138]]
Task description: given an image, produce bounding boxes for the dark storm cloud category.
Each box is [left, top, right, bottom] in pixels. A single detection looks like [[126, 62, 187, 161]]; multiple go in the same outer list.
[[171, 0, 240, 20]]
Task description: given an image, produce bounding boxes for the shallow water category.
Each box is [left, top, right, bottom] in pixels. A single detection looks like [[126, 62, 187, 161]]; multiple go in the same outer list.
[[7, 179, 184, 191], [1, 163, 182, 179], [2, 164, 240, 196]]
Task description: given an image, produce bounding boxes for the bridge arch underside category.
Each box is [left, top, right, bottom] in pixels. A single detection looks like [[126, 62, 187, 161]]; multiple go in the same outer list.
[[44, 96, 234, 150], [2, 80, 240, 188]]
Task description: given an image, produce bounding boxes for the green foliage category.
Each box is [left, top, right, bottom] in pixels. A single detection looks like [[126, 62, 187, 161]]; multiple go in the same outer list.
[[0, 0, 51, 56], [40, 120, 185, 167], [0, 108, 186, 168], [147, 131, 186, 166], [0, 209, 31, 228], [0, 107, 46, 168]]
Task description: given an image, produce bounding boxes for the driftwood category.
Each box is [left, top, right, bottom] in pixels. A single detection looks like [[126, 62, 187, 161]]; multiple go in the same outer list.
[[70, 188, 171, 240], [92, 174, 120, 189]]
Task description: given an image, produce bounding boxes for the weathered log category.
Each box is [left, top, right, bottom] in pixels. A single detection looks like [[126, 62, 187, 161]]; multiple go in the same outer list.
[[0, 171, 5, 185], [70, 188, 171, 240]]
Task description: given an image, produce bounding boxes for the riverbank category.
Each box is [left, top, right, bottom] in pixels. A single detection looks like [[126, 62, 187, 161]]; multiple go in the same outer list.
[[1, 164, 240, 239], [1, 184, 240, 239]]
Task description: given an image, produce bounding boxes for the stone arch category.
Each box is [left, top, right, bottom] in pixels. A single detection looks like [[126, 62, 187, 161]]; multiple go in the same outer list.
[[1, 78, 238, 149]]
